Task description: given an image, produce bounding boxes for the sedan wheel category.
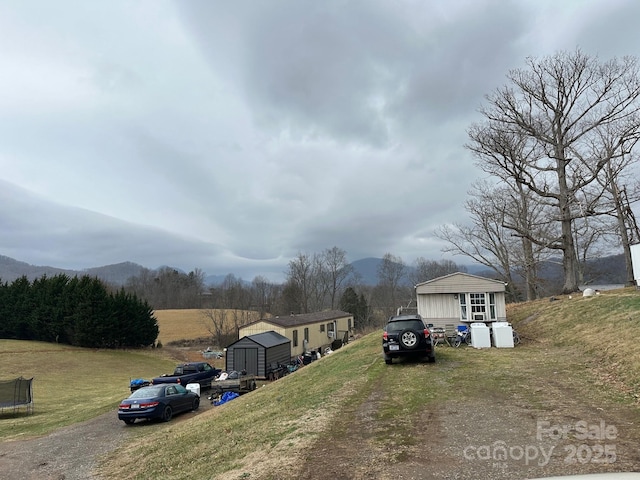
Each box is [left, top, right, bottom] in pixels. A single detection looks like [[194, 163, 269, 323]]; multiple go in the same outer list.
[[123, 418, 135, 425], [161, 405, 173, 422], [192, 397, 200, 411]]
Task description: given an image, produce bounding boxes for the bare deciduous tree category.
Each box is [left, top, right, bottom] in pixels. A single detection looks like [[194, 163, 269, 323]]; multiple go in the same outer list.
[[286, 252, 314, 313], [476, 50, 640, 293], [597, 157, 640, 286], [201, 308, 231, 348], [375, 253, 408, 320], [437, 186, 522, 301], [251, 275, 278, 317], [321, 246, 354, 309], [409, 258, 466, 286]]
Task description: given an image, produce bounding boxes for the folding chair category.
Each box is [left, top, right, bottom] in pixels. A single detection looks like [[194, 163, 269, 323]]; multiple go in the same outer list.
[[444, 324, 461, 347]]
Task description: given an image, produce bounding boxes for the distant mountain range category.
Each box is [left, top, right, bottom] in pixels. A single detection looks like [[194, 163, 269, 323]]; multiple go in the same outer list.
[[0, 255, 228, 287], [0, 254, 627, 288], [349, 257, 487, 284], [0, 254, 488, 287]]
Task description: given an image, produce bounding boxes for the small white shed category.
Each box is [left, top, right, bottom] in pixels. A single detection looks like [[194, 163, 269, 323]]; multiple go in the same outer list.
[[415, 272, 507, 328]]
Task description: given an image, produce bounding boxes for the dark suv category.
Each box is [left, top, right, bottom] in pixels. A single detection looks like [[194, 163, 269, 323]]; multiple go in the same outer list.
[[382, 314, 435, 364]]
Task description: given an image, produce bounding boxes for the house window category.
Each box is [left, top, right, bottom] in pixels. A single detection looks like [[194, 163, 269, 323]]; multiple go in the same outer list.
[[469, 293, 487, 321], [304, 327, 309, 342], [348, 318, 352, 330], [293, 330, 298, 347], [327, 323, 334, 333], [489, 293, 496, 320], [459, 293, 467, 320], [320, 324, 325, 332]]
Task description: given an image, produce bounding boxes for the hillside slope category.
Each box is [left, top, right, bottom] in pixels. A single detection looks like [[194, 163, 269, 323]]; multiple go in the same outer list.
[[97, 288, 640, 480]]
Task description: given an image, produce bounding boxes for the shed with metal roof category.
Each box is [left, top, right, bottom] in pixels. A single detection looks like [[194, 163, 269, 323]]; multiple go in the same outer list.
[[225, 331, 291, 379]]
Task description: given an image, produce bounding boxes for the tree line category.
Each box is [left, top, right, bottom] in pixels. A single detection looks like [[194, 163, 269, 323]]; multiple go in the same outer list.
[[0, 274, 158, 348], [121, 248, 465, 334]]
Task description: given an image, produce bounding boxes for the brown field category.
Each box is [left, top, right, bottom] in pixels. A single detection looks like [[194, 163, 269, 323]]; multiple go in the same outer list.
[[153, 308, 262, 344], [153, 309, 212, 344]]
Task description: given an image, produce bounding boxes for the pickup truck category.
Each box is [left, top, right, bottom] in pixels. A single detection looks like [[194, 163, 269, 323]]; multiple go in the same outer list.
[[152, 362, 221, 389]]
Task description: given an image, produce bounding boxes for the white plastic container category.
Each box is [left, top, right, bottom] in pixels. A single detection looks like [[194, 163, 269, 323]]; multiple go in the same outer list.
[[185, 383, 201, 397]]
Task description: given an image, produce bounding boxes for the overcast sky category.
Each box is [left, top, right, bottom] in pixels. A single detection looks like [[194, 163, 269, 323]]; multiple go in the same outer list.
[[1, 0, 639, 282]]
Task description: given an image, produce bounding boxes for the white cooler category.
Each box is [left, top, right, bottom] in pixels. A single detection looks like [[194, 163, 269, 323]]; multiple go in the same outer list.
[[185, 383, 201, 397]]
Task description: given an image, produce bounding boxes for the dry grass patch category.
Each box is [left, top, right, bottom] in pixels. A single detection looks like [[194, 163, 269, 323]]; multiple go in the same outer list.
[[153, 309, 211, 344], [0, 340, 179, 441], [508, 288, 640, 400], [154, 308, 262, 345]]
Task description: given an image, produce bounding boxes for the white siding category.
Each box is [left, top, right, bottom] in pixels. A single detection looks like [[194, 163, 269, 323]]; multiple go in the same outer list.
[[417, 287, 508, 329], [416, 272, 505, 295], [418, 294, 458, 320]]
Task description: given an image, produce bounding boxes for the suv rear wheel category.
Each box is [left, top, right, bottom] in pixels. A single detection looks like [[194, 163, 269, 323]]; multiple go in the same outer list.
[[399, 329, 420, 349]]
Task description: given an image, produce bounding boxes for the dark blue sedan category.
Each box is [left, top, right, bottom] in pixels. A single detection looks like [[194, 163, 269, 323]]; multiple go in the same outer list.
[[118, 383, 200, 424]]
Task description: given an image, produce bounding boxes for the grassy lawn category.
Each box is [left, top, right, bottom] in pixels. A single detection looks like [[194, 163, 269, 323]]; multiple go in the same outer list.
[[0, 340, 179, 441], [0, 307, 254, 441], [3, 292, 640, 479], [101, 290, 640, 479]]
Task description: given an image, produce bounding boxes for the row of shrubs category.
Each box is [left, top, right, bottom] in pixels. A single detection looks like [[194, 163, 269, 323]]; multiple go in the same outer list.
[[0, 274, 158, 348]]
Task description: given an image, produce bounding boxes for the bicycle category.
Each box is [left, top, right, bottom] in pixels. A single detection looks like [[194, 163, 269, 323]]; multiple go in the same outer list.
[[512, 329, 521, 346], [447, 331, 462, 347], [456, 328, 472, 347]]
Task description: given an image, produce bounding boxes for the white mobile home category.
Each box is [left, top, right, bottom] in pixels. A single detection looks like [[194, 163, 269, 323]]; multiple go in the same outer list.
[[415, 272, 507, 328]]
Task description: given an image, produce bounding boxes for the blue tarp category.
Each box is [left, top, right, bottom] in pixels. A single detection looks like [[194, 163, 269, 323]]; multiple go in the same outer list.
[[213, 391, 239, 406]]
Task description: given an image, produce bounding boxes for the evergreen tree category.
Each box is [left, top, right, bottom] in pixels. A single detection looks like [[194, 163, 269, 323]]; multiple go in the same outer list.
[[0, 274, 158, 348]]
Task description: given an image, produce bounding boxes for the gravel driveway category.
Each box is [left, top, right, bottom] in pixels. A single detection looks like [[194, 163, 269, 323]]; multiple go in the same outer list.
[[0, 396, 215, 480]]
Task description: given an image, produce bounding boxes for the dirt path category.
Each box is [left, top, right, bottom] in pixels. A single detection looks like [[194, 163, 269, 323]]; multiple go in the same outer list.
[[295, 348, 640, 480], [0, 410, 131, 480], [0, 397, 215, 480]]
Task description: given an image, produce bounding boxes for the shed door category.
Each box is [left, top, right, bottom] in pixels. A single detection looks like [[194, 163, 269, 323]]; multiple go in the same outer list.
[[234, 348, 258, 375]]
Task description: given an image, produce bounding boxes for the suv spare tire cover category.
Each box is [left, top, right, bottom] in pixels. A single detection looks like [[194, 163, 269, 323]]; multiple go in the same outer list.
[[399, 329, 420, 349]]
